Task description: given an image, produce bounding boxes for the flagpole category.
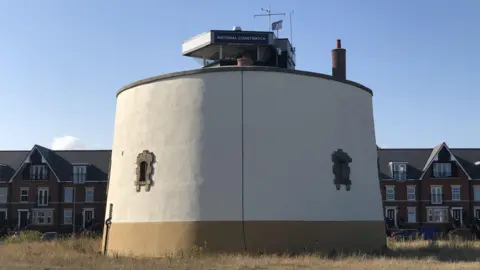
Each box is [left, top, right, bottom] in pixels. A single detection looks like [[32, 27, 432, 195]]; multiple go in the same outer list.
[[254, 7, 285, 31]]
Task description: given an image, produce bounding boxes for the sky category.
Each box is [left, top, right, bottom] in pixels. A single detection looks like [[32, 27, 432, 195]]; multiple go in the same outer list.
[[0, 0, 479, 150]]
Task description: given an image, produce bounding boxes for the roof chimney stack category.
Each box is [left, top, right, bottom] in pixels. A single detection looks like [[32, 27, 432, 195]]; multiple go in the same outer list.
[[332, 39, 346, 80]]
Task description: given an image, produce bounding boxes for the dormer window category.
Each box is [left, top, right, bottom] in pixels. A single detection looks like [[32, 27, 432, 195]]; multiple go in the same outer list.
[[73, 165, 87, 184], [390, 162, 407, 180], [433, 163, 452, 178]]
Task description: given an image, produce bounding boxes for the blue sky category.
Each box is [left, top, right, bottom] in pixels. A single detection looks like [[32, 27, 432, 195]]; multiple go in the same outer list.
[[1, 0, 479, 150]]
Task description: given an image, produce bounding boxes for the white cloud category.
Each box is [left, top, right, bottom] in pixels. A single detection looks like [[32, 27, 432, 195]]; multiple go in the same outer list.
[[51, 136, 86, 150]]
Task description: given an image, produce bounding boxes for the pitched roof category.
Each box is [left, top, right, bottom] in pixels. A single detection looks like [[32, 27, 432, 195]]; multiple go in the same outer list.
[[0, 145, 111, 182], [378, 144, 480, 180], [419, 142, 471, 180]]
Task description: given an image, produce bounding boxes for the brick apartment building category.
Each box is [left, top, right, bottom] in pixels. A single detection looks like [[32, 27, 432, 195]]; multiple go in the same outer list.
[[3, 141, 480, 234], [379, 142, 480, 230], [0, 144, 110, 233]]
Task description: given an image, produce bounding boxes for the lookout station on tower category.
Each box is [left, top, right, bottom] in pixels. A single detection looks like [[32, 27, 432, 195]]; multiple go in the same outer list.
[[181, 26, 296, 69]]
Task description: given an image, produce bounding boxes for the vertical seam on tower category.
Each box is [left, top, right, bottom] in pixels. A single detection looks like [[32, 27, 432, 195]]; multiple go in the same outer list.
[[241, 70, 247, 252]]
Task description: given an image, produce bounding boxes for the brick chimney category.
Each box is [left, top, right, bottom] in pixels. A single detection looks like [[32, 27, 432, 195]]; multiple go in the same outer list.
[[332, 39, 346, 80]]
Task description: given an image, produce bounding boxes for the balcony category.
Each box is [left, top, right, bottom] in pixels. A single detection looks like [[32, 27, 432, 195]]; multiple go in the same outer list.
[[24, 165, 48, 180], [432, 171, 453, 178]]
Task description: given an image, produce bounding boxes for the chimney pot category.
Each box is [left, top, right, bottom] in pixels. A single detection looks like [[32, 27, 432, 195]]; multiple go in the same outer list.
[[336, 39, 342, 49]]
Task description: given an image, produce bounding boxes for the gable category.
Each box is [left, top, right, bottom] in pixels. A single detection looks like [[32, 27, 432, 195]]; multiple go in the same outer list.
[[8, 145, 61, 182], [419, 142, 471, 180]]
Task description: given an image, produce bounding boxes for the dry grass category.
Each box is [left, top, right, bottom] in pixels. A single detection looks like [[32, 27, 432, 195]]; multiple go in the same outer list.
[[1, 233, 480, 269]]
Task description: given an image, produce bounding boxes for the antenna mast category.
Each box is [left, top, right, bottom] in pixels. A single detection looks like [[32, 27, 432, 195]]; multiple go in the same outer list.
[[289, 10, 294, 48], [254, 5, 286, 31]]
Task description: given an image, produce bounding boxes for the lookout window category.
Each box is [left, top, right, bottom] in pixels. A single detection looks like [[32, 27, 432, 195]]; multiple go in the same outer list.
[[139, 161, 147, 183], [135, 150, 155, 192]]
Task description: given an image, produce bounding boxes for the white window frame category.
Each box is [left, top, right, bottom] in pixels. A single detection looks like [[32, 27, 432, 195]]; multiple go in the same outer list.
[[29, 164, 48, 180], [37, 187, 49, 206], [85, 187, 94, 203], [407, 207, 416, 223], [431, 186, 443, 204], [63, 209, 73, 225], [32, 209, 53, 225], [385, 186, 395, 201], [474, 206, 480, 219], [17, 209, 29, 228], [426, 206, 449, 223], [64, 187, 73, 203], [73, 165, 87, 184], [407, 186, 416, 201], [433, 163, 452, 177], [451, 185, 461, 201], [474, 186, 480, 201], [0, 187, 7, 203], [390, 162, 407, 180], [450, 207, 463, 226], [20, 187, 29, 203], [384, 206, 397, 227], [82, 208, 95, 228]]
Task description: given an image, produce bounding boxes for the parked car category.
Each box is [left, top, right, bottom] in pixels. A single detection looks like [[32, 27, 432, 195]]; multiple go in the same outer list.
[[40, 232, 58, 241], [390, 229, 420, 241]]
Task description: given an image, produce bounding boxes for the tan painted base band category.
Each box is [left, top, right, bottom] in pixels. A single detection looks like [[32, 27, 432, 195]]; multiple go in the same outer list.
[[103, 221, 386, 257]]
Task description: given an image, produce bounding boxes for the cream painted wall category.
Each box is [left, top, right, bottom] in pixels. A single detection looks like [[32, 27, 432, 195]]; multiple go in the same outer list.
[[108, 69, 383, 223], [242, 71, 382, 221], [109, 72, 243, 222]]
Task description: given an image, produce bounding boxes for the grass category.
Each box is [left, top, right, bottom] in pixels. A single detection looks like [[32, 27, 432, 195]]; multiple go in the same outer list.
[[1, 232, 480, 269]]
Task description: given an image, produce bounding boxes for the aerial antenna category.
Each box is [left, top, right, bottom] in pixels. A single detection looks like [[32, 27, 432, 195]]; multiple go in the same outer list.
[[289, 10, 294, 48], [254, 5, 286, 31]]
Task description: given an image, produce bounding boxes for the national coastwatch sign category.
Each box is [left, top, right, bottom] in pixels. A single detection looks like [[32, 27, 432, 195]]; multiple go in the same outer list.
[[212, 31, 270, 45]]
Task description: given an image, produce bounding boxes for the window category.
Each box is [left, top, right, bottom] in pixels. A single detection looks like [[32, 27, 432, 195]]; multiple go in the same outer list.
[[391, 162, 407, 180], [64, 187, 73, 203], [20, 188, 29, 203], [63, 209, 73, 224], [0, 188, 7, 203], [433, 163, 452, 177], [32, 210, 53, 225], [385, 186, 395, 201], [407, 207, 416, 223], [85, 187, 94, 203], [431, 186, 443, 204], [139, 161, 147, 183], [37, 188, 49, 206], [475, 208, 480, 219], [73, 165, 87, 183], [407, 186, 416, 201], [427, 208, 448, 223], [385, 208, 396, 219], [474, 186, 480, 201], [29, 165, 48, 180], [451, 186, 461, 201]]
